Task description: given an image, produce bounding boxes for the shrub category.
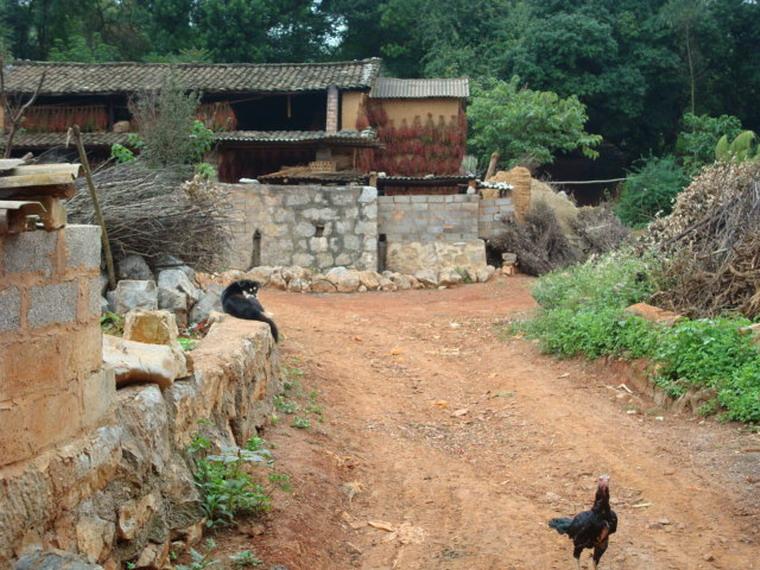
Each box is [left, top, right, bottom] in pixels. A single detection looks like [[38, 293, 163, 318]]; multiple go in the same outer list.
[[616, 155, 689, 227], [676, 112, 742, 175]]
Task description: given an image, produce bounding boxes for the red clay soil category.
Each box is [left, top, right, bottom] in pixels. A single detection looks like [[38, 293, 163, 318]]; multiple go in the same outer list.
[[213, 276, 760, 570]]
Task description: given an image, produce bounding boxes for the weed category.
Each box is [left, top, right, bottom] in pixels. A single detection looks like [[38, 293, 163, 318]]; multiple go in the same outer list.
[[178, 336, 198, 351], [176, 539, 219, 570], [291, 416, 311, 429], [188, 433, 212, 455], [274, 395, 298, 414], [100, 311, 124, 336], [229, 550, 263, 568], [268, 472, 292, 492]]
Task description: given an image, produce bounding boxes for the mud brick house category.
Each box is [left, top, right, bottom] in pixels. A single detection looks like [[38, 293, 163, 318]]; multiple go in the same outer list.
[[1, 60, 470, 184]]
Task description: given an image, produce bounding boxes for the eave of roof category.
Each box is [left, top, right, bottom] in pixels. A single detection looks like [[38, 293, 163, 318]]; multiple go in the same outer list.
[[4, 58, 383, 96]]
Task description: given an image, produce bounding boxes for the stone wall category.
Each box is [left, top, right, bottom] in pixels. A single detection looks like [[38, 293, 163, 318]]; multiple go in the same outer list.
[[377, 194, 479, 243], [385, 240, 488, 278], [225, 184, 378, 272], [478, 197, 515, 239], [0, 318, 280, 567], [0, 224, 109, 467]]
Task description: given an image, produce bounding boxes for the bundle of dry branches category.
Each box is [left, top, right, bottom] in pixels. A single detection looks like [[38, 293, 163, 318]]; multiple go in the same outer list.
[[66, 161, 232, 271], [647, 162, 760, 318]]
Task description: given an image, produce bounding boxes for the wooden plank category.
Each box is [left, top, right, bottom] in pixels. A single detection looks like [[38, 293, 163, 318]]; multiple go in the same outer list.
[[0, 158, 28, 172], [0, 200, 46, 212], [3, 163, 81, 177], [0, 172, 78, 189]]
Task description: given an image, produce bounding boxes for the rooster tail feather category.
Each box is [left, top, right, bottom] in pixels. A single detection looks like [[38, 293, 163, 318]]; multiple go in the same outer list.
[[548, 517, 573, 535]]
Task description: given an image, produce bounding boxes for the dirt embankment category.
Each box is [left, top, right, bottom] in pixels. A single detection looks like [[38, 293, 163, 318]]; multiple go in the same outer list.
[[214, 277, 759, 570]]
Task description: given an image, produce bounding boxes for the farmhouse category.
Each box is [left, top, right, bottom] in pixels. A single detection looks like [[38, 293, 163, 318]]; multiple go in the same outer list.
[[1, 59, 469, 184]]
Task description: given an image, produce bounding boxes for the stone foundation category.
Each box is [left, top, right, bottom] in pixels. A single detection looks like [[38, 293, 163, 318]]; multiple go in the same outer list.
[[1, 307, 280, 565], [385, 239, 488, 277]]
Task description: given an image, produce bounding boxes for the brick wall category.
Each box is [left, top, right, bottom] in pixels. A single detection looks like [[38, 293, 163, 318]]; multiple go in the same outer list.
[[478, 197, 515, 238], [326, 85, 339, 133], [0, 224, 112, 466], [377, 194, 479, 243]]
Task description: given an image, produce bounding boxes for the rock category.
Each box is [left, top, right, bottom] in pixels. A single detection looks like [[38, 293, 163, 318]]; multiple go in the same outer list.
[[310, 279, 337, 293], [153, 255, 195, 281], [99, 273, 109, 295], [358, 285, 367, 293], [99, 297, 110, 314], [414, 269, 438, 287], [75, 515, 115, 563], [357, 271, 381, 290], [476, 265, 496, 283], [390, 273, 412, 290], [157, 270, 200, 304], [117, 493, 159, 541], [15, 549, 103, 570], [281, 265, 312, 283], [123, 310, 180, 347], [246, 266, 275, 285], [624, 303, 684, 326], [268, 271, 287, 290], [335, 270, 360, 293], [117, 255, 153, 281], [103, 334, 189, 389], [172, 521, 203, 546], [109, 280, 158, 314], [378, 276, 397, 292], [111, 120, 131, 133], [501, 252, 518, 265], [157, 288, 188, 328], [325, 266, 349, 285], [438, 269, 463, 286], [134, 540, 170, 570], [287, 278, 310, 293], [188, 284, 223, 325]]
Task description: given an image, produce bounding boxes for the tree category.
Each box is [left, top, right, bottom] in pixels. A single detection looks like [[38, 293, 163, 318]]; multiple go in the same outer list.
[[615, 155, 688, 226], [468, 77, 602, 170], [676, 113, 743, 175]]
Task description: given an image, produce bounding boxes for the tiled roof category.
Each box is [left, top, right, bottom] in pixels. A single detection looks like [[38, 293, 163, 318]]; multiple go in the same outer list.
[[370, 77, 469, 99], [4, 59, 382, 96], [8, 130, 378, 149]]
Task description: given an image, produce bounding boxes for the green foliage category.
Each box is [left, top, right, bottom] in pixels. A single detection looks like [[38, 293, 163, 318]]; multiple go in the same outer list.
[[274, 395, 298, 415], [177, 337, 198, 351], [268, 472, 292, 492], [291, 416, 311, 430], [615, 156, 689, 227], [100, 311, 124, 336], [518, 251, 760, 422], [229, 550, 263, 568], [176, 539, 220, 570], [676, 113, 743, 175], [48, 32, 119, 62], [468, 77, 602, 169], [110, 143, 136, 164], [194, 162, 216, 180], [715, 131, 760, 163]]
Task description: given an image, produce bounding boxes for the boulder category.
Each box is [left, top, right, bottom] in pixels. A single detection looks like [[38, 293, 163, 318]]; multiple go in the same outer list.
[[117, 255, 153, 281], [335, 270, 360, 293], [154, 255, 195, 282], [281, 265, 312, 283], [378, 276, 397, 292], [103, 334, 189, 389], [391, 274, 412, 290], [189, 284, 223, 325], [357, 271, 381, 290], [476, 265, 496, 283], [123, 310, 180, 347], [157, 270, 200, 304], [15, 549, 103, 570], [310, 279, 337, 293], [287, 278, 310, 293], [624, 303, 684, 327], [157, 288, 188, 328], [99, 273, 109, 295], [108, 280, 158, 314], [325, 266, 349, 285], [414, 269, 438, 288], [246, 266, 275, 285], [438, 269, 463, 286], [268, 271, 287, 290], [99, 297, 110, 314]]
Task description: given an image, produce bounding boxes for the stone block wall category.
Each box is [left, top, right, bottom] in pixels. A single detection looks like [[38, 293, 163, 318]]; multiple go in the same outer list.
[[225, 184, 378, 272], [478, 197, 515, 238], [377, 194, 479, 242], [0, 225, 111, 466]]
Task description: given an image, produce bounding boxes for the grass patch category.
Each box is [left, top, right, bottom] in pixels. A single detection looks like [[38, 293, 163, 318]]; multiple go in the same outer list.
[[513, 251, 760, 423]]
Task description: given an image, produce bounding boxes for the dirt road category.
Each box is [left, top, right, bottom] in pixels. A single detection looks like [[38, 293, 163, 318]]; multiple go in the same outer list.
[[220, 277, 759, 570]]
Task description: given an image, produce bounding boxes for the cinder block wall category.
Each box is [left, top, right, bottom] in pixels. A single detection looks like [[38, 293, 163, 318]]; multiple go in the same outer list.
[[224, 184, 378, 272], [0, 224, 112, 466], [478, 197, 515, 238], [377, 194, 479, 242]]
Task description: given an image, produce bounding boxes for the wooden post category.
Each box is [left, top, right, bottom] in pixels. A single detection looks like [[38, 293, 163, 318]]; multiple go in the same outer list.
[[484, 151, 500, 181], [70, 125, 117, 290]]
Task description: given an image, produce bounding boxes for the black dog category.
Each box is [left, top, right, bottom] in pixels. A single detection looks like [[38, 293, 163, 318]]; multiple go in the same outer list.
[[221, 279, 279, 342]]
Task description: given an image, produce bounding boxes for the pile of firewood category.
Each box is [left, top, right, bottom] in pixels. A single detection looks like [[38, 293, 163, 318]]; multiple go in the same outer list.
[[67, 161, 232, 271], [647, 161, 760, 318]]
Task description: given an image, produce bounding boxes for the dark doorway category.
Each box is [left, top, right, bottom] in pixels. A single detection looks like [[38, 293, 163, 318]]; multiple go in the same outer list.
[[250, 230, 262, 269]]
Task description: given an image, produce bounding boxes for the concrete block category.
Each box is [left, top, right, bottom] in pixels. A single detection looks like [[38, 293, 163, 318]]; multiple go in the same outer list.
[[413, 203, 429, 211], [358, 186, 377, 203], [86, 276, 102, 320], [410, 195, 428, 203], [1, 334, 64, 400], [0, 286, 21, 332], [3, 230, 57, 277], [64, 224, 101, 270], [28, 281, 78, 328], [427, 195, 445, 203], [61, 324, 103, 380], [394, 196, 411, 203]]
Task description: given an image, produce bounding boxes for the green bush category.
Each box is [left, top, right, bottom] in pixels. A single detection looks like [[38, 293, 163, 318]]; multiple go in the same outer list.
[[615, 156, 689, 227], [676, 112, 743, 176], [519, 251, 760, 422]]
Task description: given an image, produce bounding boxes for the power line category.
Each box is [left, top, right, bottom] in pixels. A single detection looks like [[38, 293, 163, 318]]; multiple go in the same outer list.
[[544, 177, 627, 185]]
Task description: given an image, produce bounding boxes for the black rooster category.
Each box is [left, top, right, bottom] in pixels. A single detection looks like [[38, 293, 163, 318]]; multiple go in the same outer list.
[[548, 474, 618, 570]]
